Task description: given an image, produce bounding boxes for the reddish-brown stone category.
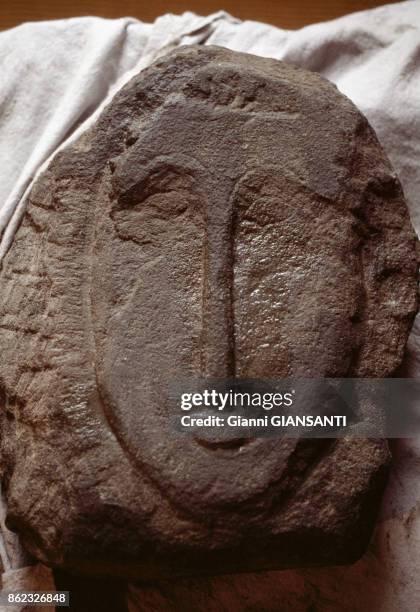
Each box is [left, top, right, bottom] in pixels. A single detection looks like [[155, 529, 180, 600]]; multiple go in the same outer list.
[[0, 46, 417, 579]]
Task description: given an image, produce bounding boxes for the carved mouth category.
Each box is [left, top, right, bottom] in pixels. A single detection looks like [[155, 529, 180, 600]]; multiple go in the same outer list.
[[194, 436, 253, 450]]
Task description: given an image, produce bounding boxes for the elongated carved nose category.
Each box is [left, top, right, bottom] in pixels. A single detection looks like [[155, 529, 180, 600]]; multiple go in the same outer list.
[[200, 216, 235, 378]]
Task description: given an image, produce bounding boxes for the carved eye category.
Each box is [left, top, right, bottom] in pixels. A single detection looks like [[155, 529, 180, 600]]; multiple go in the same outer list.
[[237, 195, 281, 227], [117, 166, 191, 211], [110, 160, 203, 246], [233, 170, 296, 230], [120, 189, 189, 220]]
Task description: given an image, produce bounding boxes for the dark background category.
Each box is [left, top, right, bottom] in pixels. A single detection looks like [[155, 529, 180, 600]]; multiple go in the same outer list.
[[1, 0, 398, 31]]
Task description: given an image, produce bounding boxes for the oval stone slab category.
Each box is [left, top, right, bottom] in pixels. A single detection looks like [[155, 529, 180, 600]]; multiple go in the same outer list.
[[0, 46, 417, 579]]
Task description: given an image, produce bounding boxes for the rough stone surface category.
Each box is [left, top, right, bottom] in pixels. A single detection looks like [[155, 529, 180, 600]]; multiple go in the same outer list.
[[0, 46, 417, 579]]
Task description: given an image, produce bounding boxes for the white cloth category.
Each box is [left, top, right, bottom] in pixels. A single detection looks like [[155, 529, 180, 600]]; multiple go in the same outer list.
[[1, 3, 420, 610], [0, 565, 56, 612]]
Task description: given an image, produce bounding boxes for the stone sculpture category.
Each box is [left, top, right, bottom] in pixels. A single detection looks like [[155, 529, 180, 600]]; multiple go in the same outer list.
[[0, 46, 417, 578]]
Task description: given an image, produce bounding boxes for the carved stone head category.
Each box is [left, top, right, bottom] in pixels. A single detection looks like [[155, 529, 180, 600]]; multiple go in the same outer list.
[[0, 46, 417, 578]]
